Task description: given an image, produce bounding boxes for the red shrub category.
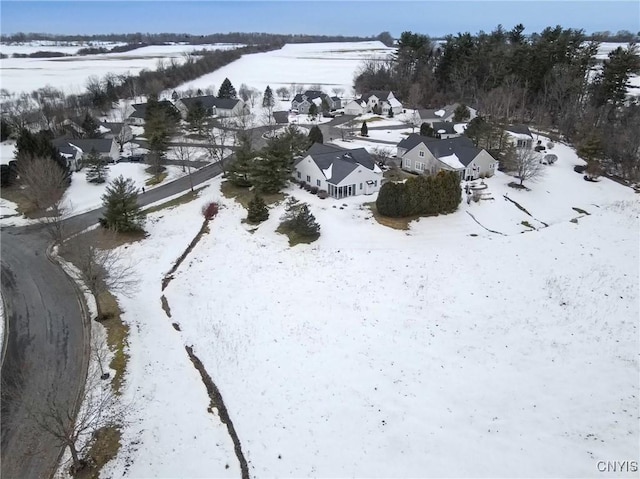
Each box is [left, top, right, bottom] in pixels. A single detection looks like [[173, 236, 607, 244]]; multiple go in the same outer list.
[[202, 201, 219, 220]]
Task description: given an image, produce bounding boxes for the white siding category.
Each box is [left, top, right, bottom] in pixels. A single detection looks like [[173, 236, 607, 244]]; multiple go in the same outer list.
[[292, 156, 328, 190], [336, 166, 382, 195], [466, 149, 496, 178]]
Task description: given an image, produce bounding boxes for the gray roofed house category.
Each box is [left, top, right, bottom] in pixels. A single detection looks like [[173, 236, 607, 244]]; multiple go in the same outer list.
[[99, 121, 133, 144], [397, 133, 496, 180], [293, 143, 383, 198], [432, 121, 461, 139], [418, 103, 478, 125], [505, 124, 534, 149], [175, 96, 249, 119], [54, 137, 120, 164], [291, 90, 338, 114], [127, 101, 178, 125]]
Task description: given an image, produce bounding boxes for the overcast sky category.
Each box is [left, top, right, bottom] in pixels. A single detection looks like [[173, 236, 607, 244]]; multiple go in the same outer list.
[[1, 1, 639, 37]]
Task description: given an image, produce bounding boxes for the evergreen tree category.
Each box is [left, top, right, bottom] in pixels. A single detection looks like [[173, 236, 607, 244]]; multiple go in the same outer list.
[[281, 125, 309, 157], [361, 120, 368, 137], [308, 125, 323, 145], [171, 90, 179, 101], [388, 108, 394, 118], [85, 149, 109, 183], [453, 103, 471, 122], [217, 78, 237, 99], [145, 96, 179, 174], [81, 113, 101, 138], [227, 131, 254, 187], [420, 122, 435, 137], [291, 204, 320, 238], [100, 175, 145, 233], [262, 85, 275, 108], [308, 102, 318, 119], [321, 97, 331, 113], [249, 134, 292, 194], [246, 194, 269, 223], [187, 100, 207, 136]]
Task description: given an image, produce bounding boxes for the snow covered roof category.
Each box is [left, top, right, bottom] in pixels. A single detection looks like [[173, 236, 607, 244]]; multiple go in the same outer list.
[[506, 124, 533, 137], [435, 109, 445, 117], [322, 164, 333, 180], [437, 153, 465, 169], [454, 123, 467, 134]]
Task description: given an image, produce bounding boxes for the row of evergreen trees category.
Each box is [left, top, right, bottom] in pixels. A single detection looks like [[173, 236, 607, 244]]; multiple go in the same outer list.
[[376, 171, 462, 218]]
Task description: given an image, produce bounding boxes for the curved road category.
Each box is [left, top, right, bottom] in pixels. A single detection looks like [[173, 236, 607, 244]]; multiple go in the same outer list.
[[0, 160, 224, 479], [0, 116, 351, 478]]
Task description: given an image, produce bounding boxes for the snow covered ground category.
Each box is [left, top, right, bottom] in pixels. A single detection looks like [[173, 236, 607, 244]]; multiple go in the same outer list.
[[0, 140, 16, 165], [104, 138, 639, 477], [0, 43, 242, 95], [177, 41, 394, 98]]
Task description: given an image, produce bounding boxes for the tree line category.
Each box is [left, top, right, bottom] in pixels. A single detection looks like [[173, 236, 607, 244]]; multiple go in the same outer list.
[[355, 25, 640, 180]]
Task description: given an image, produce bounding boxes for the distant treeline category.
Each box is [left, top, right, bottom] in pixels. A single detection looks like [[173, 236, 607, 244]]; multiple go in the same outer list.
[[76, 42, 148, 55], [0, 31, 395, 46], [10, 50, 71, 58]]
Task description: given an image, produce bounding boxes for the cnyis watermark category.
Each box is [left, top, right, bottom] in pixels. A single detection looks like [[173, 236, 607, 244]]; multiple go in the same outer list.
[[597, 461, 638, 473]]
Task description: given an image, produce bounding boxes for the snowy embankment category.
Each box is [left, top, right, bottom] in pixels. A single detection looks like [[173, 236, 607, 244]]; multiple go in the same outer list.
[[104, 138, 638, 477]]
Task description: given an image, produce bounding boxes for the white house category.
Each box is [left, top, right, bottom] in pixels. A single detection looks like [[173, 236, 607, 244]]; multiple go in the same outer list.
[[397, 134, 497, 180], [64, 138, 119, 164], [126, 101, 179, 126], [175, 96, 250, 119], [291, 90, 339, 114], [505, 124, 534, 149], [293, 143, 383, 199], [344, 91, 403, 116]]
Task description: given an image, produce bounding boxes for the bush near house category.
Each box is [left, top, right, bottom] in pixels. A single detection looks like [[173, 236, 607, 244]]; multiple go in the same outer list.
[[202, 202, 219, 220], [376, 170, 461, 218]]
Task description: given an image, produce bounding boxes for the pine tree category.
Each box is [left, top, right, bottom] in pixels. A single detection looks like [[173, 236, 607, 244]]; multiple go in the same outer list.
[[227, 131, 254, 187], [187, 100, 207, 136], [292, 204, 320, 238], [388, 108, 394, 118], [217, 78, 237, 99], [249, 134, 292, 194], [420, 122, 435, 137], [308, 102, 318, 119], [81, 113, 101, 138], [246, 194, 269, 224], [100, 175, 145, 233], [145, 96, 179, 174], [85, 149, 109, 184], [453, 103, 471, 122], [308, 125, 323, 145], [361, 120, 368, 137], [171, 90, 179, 101], [262, 85, 275, 108]]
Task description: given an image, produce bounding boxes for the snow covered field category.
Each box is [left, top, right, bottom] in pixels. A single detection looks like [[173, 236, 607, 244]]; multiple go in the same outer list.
[[104, 139, 639, 477], [177, 41, 394, 97], [0, 43, 241, 95]]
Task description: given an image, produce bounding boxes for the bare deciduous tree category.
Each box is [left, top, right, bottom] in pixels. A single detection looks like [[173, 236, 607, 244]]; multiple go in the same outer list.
[[18, 157, 68, 212], [507, 148, 545, 186], [70, 238, 139, 320], [173, 144, 195, 192], [205, 119, 234, 176], [371, 146, 393, 167], [38, 199, 71, 244]]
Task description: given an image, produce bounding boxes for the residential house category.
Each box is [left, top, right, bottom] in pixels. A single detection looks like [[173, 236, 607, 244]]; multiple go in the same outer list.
[[99, 122, 133, 144], [54, 137, 120, 165], [291, 90, 337, 114], [175, 95, 250, 119], [397, 134, 496, 180], [418, 103, 478, 126], [505, 124, 534, 149], [52, 138, 83, 171], [293, 143, 383, 198], [344, 91, 403, 116], [126, 101, 178, 126]]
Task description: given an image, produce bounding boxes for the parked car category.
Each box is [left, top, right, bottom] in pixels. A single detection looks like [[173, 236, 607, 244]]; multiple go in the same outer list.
[[322, 112, 335, 118]]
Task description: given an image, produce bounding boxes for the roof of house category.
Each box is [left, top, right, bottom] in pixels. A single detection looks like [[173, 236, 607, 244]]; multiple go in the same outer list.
[[331, 96, 341, 102], [273, 111, 289, 124], [292, 90, 328, 104], [130, 101, 176, 119], [505, 124, 533, 136], [418, 103, 460, 121], [432, 122, 458, 135], [99, 122, 124, 134], [65, 138, 115, 154], [180, 96, 241, 112], [361, 90, 392, 102], [295, 143, 378, 184]]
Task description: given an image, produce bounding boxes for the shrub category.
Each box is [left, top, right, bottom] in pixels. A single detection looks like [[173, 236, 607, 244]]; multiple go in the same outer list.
[[304, 183, 312, 191], [547, 142, 555, 150], [534, 145, 546, 152], [317, 189, 328, 199], [299, 181, 307, 189], [574, 165, 586, 174], [310, 186, 318, 194], [202, 201, 219, 220], [246, 194, 269, 224]]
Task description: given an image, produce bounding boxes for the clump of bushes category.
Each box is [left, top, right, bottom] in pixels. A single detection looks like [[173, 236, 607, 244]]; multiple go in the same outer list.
[[376, 170, 461, 218], [317, 189, 328, 199], [310, 186, 318, 194], [202, 201, 219, 220]]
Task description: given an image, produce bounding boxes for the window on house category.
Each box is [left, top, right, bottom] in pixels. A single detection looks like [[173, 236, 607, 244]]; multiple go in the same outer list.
[[360, 183, 363, 190], [297, 171, 301, 178], [416, 162, 425, 172], [316, 179, 321, 187], [306, 175, 311, 182], [374, 180, 377, 187], [419, 151, 425, 157], [403, 158, 411, 168]]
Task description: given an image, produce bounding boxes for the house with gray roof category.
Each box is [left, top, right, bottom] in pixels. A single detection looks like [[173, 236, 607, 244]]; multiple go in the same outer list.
[[431, 121, 463, 139], [126, 101, 179, 126], [293, 143, 383, 198], [175, 95, 249, 119], [344, 91, 403, 116], [54, 137, 119, 165], [291, 90, 338, 114], [273, 111, 289, 124], [505, 124, 534, 149], [397, 133, 496, 180]]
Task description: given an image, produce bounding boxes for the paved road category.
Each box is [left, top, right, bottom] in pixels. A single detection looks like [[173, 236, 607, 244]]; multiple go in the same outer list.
[[0, 158, 225, 479]]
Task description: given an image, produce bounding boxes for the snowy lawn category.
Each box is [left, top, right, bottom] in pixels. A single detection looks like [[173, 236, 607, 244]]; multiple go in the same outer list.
[[105, 139, 639, 477], [0, 140, 16, 165]]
